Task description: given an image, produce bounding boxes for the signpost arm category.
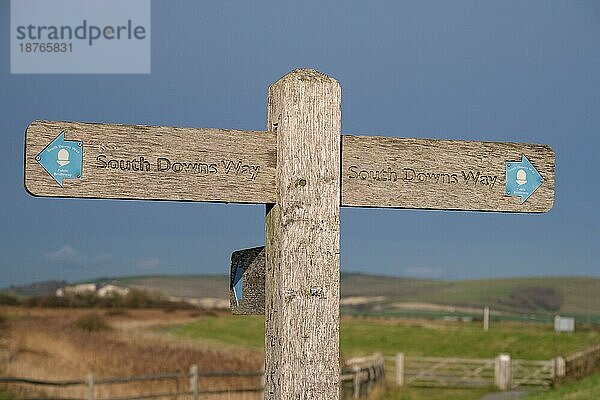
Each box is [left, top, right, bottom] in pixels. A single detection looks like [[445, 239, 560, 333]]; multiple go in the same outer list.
[[264, 68, 341, 399]]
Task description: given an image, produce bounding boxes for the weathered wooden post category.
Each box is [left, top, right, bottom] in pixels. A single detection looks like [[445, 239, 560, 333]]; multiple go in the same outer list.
[[189, 364, 199, 400], [495, 354, 512, 390], [264, 69, 342, 399], [86, 373, 94, 400], [395, 353, 405, 386], [554, 356, 566, 381], [483, 306, 490, 331], [351, 365, 361, 399], [375, 353, 384, 381]]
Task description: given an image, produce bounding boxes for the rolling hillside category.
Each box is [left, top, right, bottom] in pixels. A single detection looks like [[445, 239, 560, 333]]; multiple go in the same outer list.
[[114, 275, 229, 299], [6, 273, 600, 321], [106, 273, 600, 320], [340, 273, 600, 316]]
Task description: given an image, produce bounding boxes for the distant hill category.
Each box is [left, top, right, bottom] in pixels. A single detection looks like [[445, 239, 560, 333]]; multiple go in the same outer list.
[[4, 280, 67, 297], [113, 275, 229, 299], [5, 273, 600, 321], [339, 273, 600, 318], [105, 273, 600, 318]]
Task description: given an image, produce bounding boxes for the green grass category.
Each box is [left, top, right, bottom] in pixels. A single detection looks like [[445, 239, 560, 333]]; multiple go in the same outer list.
[[0, 389, 15, 400], [379, 386, 490, 400], [166, 315, 266, 349], [168, 315, 600, 360], [164, 315, 600, 400], [341, 318, 600, 359], [525, 371, 600, 399], [343, 308, 562, 325]]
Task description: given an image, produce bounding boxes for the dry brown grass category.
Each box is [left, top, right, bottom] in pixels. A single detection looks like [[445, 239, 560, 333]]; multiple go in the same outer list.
[[0, 307, 262, 400]]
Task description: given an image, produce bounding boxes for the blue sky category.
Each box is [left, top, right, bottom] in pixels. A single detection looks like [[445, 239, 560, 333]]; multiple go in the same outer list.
[[1, 1, 599, 287]]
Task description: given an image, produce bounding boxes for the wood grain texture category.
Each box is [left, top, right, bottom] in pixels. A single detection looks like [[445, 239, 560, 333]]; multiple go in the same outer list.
[[342, 135, 554, 213], [229, 246, 265, 315], [24, 122, 554, 212], [25, 120, 276, 204], [264, 69, 341, 399]]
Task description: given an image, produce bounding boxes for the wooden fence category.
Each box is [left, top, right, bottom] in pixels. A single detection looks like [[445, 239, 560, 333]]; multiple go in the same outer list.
[[564, 343, 600, 381], [391, 355, 496, 388], [386, 353, 561, 390], [0, 366, 263, 400], [4, 347, 597, 397], [511, 359, 557, 388], [381, 344, 600, 392], [1, 355, 386, 400], [341, 353, 385, 398]]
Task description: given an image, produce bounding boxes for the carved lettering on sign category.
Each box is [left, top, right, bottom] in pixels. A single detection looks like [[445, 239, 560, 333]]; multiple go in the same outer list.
[[347, 166, 499, 190], [96, 155, 262, 180]]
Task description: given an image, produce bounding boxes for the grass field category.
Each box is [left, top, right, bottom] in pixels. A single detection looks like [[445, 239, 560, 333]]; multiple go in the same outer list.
[[168, 315, 600, 360], [375, 386, 489, 400], [525, 371, 600, 399], [168, 314, 600, 399]]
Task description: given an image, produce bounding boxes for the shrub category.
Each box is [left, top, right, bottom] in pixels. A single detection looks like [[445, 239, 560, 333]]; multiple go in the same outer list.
[[21, 288, 195, 310], [105, 308, 130, 317], [72, 313, 111, 332], [0, 293, 20, 306], [504, 286, 563, 312], [22, 294, 70, 307]]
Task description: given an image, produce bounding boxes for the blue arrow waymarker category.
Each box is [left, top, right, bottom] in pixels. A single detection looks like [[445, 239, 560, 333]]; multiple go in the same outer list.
[[232, 264, 245, 306], [36, 132, 83, 187], [505, 154, 543, 204]]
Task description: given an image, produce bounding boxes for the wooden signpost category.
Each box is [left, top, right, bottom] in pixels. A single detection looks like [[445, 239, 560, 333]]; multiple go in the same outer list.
[[25, 123, 554, 212], [24, 69, 555, 400]]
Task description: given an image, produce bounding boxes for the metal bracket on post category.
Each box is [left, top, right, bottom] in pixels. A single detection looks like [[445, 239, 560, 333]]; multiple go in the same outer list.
[[229, 246, 265, 315]]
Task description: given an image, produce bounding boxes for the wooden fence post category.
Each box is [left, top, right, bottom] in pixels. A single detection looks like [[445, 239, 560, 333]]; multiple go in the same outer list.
[[483, 306, 490, 331], [375, 353, 384, 380], [189, 365, 198, 400], [395, 353, 404, 386], [554, 356, 566, 380], [352, 366, 361, 399], [86, 373, 94, 400], [495, 354, 511, 390], [264, 68, 342, 399]]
